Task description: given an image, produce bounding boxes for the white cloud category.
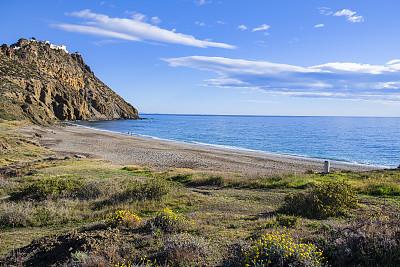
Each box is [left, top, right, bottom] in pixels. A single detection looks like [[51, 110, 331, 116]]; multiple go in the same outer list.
[[132, 12, 146, 22], [314, 24, 324, 28], [321, 8, 364, 23], [57, 9, 235, 49], [162, 56, 400, 102], [237, 25, 248, 30], [252, 24, 271, 32], [387, 59, 400, 65], [195, 21, 206, 26], [334, 9, 364, 23], [216, 20, 225, 24], [57, 24, 141, 41], [150, 16, 161, 24]]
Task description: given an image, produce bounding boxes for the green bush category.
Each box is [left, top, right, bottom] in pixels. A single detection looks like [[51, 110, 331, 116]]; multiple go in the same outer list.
[[190, 175, 224, 186], [10, 176, 86, 200], [142, 178, 170, 200], [280, 180, 358, 219], [169, 173, 193, 183], [116, 178, 169, 202], [366, 183, 400, 196], [276, 214, 299, 228], [74, 181, 104, 200]]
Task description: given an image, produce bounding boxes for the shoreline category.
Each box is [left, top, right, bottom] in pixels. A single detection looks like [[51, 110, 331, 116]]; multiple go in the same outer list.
[[71, 122, 387, 169], [24, 123, 379, 176]]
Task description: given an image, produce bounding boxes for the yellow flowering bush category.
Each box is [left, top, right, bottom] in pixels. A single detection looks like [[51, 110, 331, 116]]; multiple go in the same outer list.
[[243, 232, 326, 266], [115, 256, 157, 267], [146, 207, 191, 232], [105, 210, 141, 228]]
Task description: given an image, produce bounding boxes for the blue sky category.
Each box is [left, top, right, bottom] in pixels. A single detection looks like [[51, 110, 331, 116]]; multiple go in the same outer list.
[[1, 0, 400, 117]]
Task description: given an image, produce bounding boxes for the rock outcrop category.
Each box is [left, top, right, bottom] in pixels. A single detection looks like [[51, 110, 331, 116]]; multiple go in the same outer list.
[[0, 38, 139, 124]]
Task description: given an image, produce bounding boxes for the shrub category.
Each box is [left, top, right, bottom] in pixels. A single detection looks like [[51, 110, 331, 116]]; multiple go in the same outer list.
[[169, 173, 193, 183], [265, 221, 279, 228], [242, 232, 326, 267], [320, 215, 400, 267], [276, 214, 299, 228], [142, 178, 170, 200], [190, 175, 224, 186], [366, 183, 400, 196], [280, 181, 358, 219], [157, 232, 211, 267], [116, 178, 169, 202], [146, 207, 191, 232], [104, 210, 141, 228], [0, 202, 31, 228], [10, 176, 86, 200], [75, 181, 104, 200]]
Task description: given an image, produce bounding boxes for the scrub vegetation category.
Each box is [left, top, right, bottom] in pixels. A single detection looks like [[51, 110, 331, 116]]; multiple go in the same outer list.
[[1, 119, 400, 266]]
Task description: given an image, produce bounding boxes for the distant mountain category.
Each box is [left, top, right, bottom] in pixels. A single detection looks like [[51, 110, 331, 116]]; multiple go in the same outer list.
[[0, 38, 139, 124]]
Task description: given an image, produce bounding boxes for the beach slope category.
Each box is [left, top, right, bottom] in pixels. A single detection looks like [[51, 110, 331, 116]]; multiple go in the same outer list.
[[20, 124, 377, 176]]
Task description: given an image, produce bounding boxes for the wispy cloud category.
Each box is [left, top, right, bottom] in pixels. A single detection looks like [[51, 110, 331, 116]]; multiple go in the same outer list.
[[318, 7, 333, 15], [237, 25, 248, 30], [334, 9, 364, 23], [320, 7, 364, 23], [55, 9, 235, 49], [150, 16, 161, 24], [131, 12, 146, 22], [246, 100, 279, 104], [195, 0, 211, 5], [162, 56, 400, 103], [195, 21, 206, 26], [314, 24, 324, 28], [252, 24, 271, 32]]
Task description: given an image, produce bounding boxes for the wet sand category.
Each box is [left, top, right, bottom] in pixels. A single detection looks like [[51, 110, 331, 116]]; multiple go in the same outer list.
[[25, 124, 378, 176]]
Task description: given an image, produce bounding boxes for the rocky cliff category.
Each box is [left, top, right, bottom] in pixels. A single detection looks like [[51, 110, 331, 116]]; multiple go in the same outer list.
[[0, 38, 139, 124]]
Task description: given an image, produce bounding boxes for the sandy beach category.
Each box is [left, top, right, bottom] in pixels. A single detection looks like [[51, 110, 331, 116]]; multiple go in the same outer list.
[[23, 123, 378, 176]]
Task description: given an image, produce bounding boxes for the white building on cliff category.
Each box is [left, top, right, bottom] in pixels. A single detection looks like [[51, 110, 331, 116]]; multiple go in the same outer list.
[[38, 40, 68, 53]]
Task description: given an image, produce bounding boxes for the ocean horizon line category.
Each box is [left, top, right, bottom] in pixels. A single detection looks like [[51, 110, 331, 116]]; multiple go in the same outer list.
[[139, 113, 400, 119]]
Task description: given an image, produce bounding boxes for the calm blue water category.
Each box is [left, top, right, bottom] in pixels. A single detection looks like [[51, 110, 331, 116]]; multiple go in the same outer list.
[[74, 114, 400, 168]]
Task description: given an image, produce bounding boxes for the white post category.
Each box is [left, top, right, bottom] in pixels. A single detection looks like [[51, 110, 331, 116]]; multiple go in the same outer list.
[[324, 161, 330, 174]]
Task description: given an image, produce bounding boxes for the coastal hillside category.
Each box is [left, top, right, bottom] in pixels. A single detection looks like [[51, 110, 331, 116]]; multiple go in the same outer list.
[[0, 38, 139, 124]]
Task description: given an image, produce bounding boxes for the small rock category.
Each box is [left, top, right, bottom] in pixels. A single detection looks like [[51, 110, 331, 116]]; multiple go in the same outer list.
[[74, 154, 86, 159]]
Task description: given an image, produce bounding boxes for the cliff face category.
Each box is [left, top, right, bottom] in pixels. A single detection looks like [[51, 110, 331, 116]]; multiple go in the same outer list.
[[0, 38, 139, 124]]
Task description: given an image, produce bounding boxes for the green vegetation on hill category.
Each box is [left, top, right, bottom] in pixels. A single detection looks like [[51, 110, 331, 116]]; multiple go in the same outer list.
[[1, 120, 400, 266]]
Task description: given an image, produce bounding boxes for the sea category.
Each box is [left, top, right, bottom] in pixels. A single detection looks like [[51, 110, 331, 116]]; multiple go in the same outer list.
[[74, 114, 400, 168]]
